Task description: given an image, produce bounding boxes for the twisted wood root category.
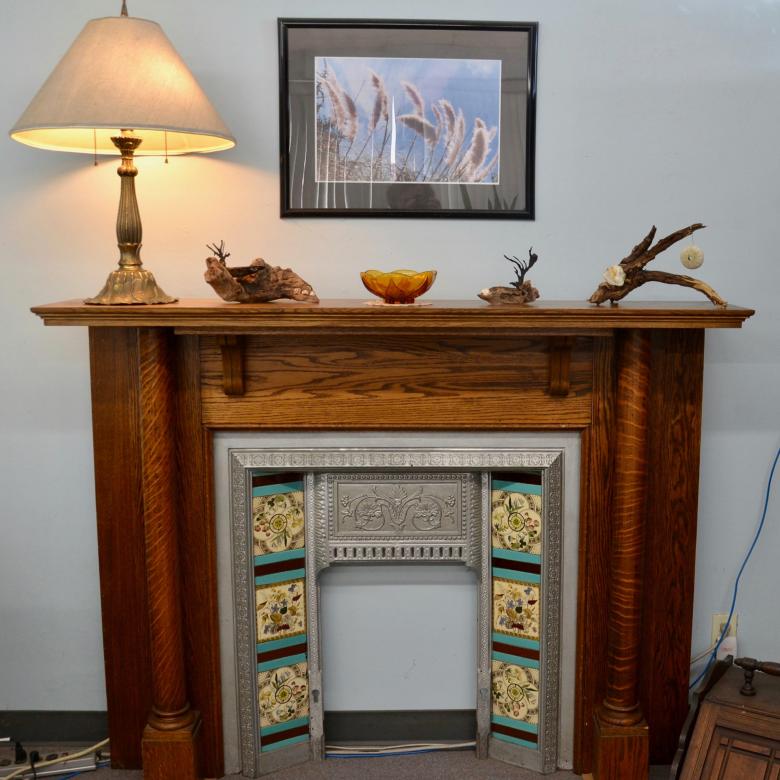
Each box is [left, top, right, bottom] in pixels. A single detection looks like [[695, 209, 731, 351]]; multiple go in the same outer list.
[[588, 224, 726, 306]]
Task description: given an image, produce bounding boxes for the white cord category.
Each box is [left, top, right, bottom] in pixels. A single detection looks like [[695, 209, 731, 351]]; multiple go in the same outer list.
[[325, 740, 476, 755], [2, 738, 109, 780], [690, 640, 718, 666]]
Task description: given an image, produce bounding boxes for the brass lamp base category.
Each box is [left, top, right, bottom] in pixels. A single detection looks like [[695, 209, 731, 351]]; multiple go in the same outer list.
[[84, 132, 178, 306], [85, 267, 177, 305]]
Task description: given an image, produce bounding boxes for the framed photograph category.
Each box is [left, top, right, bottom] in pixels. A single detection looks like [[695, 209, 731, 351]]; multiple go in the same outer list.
[[278, 19, 538, 219]]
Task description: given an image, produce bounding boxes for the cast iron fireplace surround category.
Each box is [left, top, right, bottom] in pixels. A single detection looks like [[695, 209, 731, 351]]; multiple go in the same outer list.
[[227, 446, 566, 775]]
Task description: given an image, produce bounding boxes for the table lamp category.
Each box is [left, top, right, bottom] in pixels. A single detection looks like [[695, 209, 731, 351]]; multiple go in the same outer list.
[[9, 2, 235, 304]]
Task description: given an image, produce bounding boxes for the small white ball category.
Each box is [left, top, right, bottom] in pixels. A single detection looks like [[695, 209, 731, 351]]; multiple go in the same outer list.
[[680, 245, 704, 270]]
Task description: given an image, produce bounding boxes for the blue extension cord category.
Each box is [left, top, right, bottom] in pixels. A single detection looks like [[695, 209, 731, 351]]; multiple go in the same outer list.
[[689, 445, 780, 690], [52, 760, 111, 780]]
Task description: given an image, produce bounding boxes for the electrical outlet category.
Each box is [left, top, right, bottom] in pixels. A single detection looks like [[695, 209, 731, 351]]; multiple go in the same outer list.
[[711, 612, 738, 660]]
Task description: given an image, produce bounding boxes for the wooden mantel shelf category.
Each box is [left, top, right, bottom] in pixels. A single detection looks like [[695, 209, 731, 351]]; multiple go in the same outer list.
[[31, 295, 754, 780], [32, 298, 754, 333]]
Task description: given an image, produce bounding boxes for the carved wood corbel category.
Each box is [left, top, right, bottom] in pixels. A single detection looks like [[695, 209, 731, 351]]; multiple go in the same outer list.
[[548, 337, 574, 397], [217, 336, 246, 396]]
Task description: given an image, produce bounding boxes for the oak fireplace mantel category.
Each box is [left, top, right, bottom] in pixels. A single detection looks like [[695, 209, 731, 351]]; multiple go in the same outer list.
[[32, 299, 754, 780]]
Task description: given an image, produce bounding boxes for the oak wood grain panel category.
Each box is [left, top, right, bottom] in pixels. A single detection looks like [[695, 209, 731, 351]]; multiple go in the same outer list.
[[176, 336, 224, 778], [602, 330, 651, 725], [640, 329, 705, 764], [573, 336, 616, 775], [137, 329, 193, 730], [200, 335, 593, 429], [32, 299, 755, 331], [88, 327, 152, 770], [142, 719, 202, 780], [593, 712, 649, 780]]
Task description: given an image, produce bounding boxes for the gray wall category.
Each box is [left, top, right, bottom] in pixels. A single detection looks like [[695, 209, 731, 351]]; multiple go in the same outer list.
[[0, 0, 778, 712]]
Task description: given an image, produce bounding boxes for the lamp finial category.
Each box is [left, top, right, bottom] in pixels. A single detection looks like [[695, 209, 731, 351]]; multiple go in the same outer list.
[[120, 1, 128, 17]]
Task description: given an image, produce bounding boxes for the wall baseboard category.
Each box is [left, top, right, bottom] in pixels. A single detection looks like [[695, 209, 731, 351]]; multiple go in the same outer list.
[[323, 709, 477, 742], [0, 709, 475, 745], [0, 711, 108, 743]]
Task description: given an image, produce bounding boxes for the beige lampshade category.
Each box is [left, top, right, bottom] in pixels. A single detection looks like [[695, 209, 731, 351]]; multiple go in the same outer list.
[[10, 15, 235, 155]]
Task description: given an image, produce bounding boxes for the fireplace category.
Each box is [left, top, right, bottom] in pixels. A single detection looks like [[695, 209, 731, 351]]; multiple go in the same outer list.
[[217, 435, 580, 776], [31, 298, 754, 780]]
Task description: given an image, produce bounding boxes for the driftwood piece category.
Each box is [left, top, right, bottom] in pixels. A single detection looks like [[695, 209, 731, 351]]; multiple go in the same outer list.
[[479, 248, 541, 305], [588, 224, 727, 306], [204, 243, 319, 304], [479, 281, 540, 305]]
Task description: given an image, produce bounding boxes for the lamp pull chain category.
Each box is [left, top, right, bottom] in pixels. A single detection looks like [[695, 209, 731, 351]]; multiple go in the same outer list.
[[164, 130, 169, 164], [93, 129, 98, 166], [120, 0, 128, 17]]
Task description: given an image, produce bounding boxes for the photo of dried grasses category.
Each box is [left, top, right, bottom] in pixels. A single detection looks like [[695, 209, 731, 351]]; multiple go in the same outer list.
[[314, 56, 501, 185]]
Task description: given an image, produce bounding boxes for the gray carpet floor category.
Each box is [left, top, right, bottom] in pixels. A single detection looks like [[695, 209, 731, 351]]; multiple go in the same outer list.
[[4, 745, 672, 778], [90, 754, 576, 778], [84, 757, 674, 778]]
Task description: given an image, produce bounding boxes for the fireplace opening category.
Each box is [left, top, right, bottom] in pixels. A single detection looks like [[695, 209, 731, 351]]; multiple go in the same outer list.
[[320, 564, 479, 743], [215, 432, 579, 777]]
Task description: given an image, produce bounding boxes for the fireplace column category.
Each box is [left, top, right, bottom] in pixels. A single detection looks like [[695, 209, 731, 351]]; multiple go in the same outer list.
[[88, 327, 203, 779], [135, 330, 203, 780], [593, 330, 651, 780]]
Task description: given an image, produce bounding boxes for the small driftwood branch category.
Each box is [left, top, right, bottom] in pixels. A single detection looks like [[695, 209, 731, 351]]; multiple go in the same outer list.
[[206, 241, 230, 264], [204, 248, 319, 304], [506, 248, 538, 289], [588, 223, 727, 307]]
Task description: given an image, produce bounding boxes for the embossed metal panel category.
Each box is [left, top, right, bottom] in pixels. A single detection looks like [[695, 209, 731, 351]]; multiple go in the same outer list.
[[310, 471, 483, 571], [332, 474, 464, 539]]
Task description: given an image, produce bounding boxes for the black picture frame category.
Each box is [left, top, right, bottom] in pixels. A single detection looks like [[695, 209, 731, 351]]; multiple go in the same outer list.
[[278, 18, 538, 219]]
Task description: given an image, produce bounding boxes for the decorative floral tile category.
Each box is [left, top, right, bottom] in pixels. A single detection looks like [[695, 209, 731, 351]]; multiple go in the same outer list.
[[491, 489, 542, 554], [253, 490, 305, 555], [256, 579, 306, 641], [258, 662, 309, 728], [491, 660, 539, 724], [493, 578, 540, 640]]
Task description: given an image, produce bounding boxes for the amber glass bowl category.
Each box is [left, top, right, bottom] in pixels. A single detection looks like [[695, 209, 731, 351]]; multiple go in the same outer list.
[[360, 269, 437, 304]]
